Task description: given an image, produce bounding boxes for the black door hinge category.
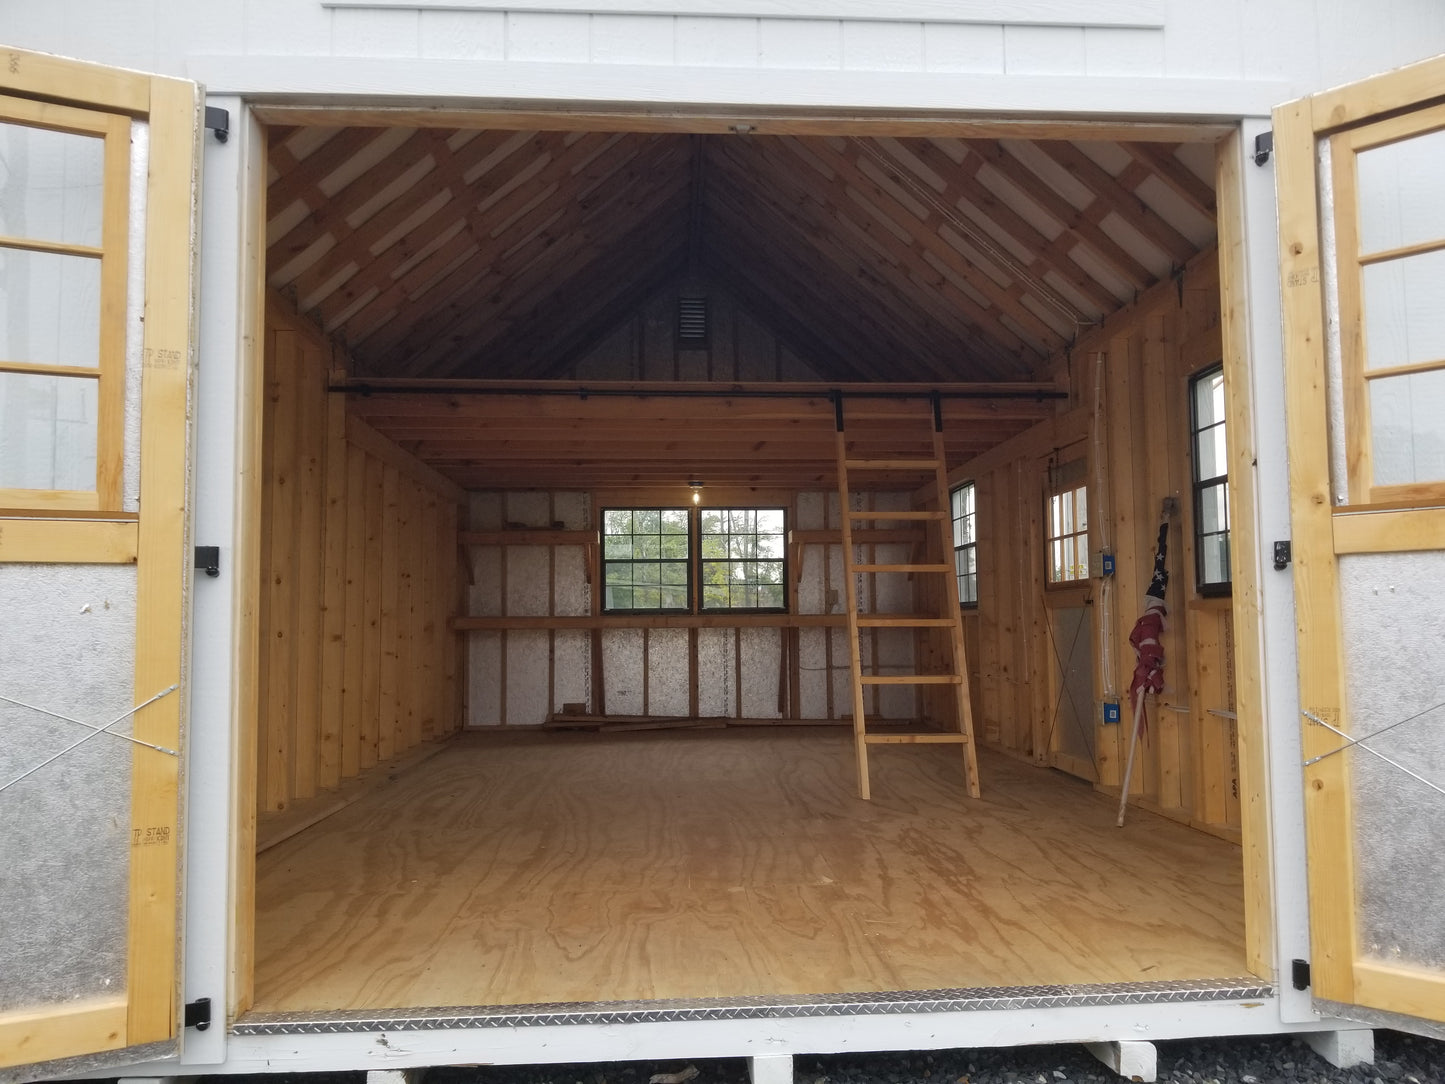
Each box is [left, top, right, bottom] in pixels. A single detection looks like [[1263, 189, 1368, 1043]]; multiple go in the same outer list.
[[1291, 958, 1311, 991], [195, 545, 221, 578], [204, 106, 230, 144], [185, 996, 212, 1031], [1253, 130, 1273, 167]]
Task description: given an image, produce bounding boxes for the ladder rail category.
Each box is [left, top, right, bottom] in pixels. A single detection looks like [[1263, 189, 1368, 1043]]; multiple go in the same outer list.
[[932, 428, 982, 797], [835, 418, 982, 800], [835, 427, 873, 801]]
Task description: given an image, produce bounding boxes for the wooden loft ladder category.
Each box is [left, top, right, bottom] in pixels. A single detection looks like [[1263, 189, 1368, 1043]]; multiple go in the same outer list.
[[835, 399, 981, 801]]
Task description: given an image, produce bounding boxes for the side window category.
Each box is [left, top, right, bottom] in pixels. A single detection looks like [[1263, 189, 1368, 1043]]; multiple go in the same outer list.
[[1046, 460, 1088, 585], [1190, 364, 1231, 595], [950, 482, 977, 607]]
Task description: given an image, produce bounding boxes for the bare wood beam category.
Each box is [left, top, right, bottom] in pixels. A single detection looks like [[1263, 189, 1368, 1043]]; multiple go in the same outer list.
[[966, 141, 1155, 289], [1037, 141, 1198, 266], [379, 143, 693, 373], [1121, 142, 1217, 219], [902, 137, 1122, 316]]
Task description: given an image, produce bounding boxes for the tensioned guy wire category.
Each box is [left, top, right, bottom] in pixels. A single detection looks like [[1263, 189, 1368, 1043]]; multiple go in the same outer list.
[[0, 684, 179, 795], [1302, 706, 1445, 799], [0, 691, 179, 756]]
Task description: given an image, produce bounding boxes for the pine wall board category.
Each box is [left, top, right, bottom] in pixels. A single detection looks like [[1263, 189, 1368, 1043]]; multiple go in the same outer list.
[[958, 247, 1241, 840], [257, 309, 465, 815]]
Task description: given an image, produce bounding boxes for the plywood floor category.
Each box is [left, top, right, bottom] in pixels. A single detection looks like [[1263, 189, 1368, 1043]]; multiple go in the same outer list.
[[253, 728, 1247, 1011]]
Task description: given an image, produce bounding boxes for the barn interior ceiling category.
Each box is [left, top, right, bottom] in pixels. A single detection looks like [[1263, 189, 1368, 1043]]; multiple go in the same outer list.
[[263, 125, 1216, 489], [266, 127, 1217, 385]]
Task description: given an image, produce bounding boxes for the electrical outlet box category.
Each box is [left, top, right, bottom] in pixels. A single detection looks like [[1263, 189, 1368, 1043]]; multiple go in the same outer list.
[[1103, 700, 1122, 725], [1101, 553, 1116, 576]]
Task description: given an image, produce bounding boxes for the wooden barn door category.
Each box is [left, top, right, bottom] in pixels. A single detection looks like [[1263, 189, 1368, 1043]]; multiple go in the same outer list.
[[0, 46, 201, 1074], [1276, 53, 1445, 1028]]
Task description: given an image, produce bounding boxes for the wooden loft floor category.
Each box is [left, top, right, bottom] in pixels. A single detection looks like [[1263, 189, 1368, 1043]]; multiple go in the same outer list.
[[252, 727, 1247, 1010]]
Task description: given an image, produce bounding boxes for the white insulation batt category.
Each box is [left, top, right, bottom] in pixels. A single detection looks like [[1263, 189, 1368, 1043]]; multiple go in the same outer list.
[[464, 489, 925, 725], [0, 564, 138, 1010]]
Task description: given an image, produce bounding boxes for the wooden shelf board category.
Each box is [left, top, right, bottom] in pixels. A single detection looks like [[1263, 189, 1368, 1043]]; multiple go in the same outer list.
[[452, 613, 848, 631]]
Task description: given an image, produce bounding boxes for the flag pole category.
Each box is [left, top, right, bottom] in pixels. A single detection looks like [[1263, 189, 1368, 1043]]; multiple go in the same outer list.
[[1116, 687, 1147, 827]]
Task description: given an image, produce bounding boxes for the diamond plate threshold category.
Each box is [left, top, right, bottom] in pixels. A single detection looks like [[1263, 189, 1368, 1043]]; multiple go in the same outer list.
[[232, 978, 1273, 1034]]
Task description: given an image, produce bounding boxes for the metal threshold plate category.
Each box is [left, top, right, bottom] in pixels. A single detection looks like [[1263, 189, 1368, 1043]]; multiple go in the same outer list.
[[233, 978, 1274, 1035]]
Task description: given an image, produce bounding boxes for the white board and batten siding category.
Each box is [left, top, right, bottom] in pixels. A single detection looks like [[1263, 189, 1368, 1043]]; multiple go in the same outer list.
[[3, 1, 1443, 119]]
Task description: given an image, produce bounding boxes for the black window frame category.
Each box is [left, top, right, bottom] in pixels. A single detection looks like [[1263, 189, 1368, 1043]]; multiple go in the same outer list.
[[598, 505, 789, 615], [600, 506, 694, 614], [950, 481, 978, 609], [697, 506, 789, 614], [1189, 362, 1232, 597]]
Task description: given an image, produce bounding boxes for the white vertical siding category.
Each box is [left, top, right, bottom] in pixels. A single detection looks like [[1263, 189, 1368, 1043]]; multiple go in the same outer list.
[[3, 0, 1442, 102]]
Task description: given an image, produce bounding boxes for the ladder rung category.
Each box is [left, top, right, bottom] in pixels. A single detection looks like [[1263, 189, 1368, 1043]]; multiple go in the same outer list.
[[864, 733, 969, 744], [850, 563, 950, 573], [860, 674, 963, 685], [845, 510, 946, 521], [857, 615, 956, 627], [843, 458, 941, 470]]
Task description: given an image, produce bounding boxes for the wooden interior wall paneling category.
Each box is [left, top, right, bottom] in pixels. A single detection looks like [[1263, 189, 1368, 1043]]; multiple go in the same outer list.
[[340, 443, 368, 780], [499, 493, 511, 725], [319, 394, 349, 791], [547, 493, 558, 722], [976, 465, 1000, 745], [443, 497, 465, 733], [235, 111, 271, 1018], [291, 334, 328, 803], [1103, 331, 1141, 791], [378, 465, 402, 760], [263, 330, 301, 812], [360, 454, 385, 770], [1140, 311, 1178, 808], [396, 480, 418, 754], [1189, 606, 1228, 826], [1215, 128, 1272, 980], [1021, 461, 1047, 763], [255, 330, 278, 815]]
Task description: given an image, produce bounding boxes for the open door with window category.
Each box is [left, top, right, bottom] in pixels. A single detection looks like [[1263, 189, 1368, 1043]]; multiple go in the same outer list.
[[0, 46, 201, 1078], [1276, 53, 1445, 1030]]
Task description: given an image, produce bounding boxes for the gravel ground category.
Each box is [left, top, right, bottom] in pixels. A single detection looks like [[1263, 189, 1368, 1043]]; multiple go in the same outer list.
[[196, 1030, 1445, 1084]]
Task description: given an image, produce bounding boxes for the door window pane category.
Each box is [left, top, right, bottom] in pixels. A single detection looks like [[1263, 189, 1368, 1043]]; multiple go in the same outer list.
[[0, 246, 102, 368], [0, 121, 105, 248], [1362, 249, 1445, 372], [1355, 126, 1445, 256], [1369, 368, 1445, 486], [0, 372, 98, 490]]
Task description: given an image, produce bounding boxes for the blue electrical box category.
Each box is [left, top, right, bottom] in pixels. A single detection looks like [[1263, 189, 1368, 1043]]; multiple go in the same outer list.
[[1103, 700, 1122, 724], [1101, 553, 1116, 577]]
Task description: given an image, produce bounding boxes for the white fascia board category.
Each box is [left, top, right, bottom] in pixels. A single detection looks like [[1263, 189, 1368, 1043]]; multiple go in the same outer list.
[[111, 996, 1366, 1076], [321, 0, 1166, 29], [188, 56, 1289, 120]]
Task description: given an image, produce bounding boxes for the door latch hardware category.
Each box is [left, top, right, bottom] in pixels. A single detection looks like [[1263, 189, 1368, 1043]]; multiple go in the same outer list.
[[185, 997, 212, 1031]]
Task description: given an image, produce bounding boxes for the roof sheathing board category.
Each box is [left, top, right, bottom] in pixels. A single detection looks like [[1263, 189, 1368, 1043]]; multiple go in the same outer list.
[[265, 122, 1218, 392]]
